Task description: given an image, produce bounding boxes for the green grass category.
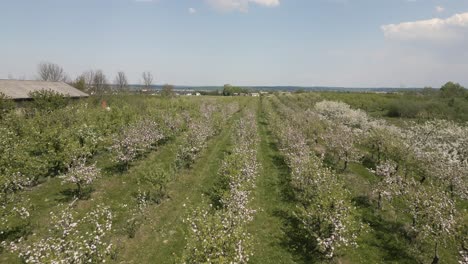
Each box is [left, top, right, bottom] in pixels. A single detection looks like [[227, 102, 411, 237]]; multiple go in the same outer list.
[[247, 99, 298, 264]]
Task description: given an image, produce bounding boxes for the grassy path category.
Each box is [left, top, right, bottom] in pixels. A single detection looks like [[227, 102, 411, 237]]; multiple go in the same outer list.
[[116, 107, 243, 263], [247, 99, 298, 264]]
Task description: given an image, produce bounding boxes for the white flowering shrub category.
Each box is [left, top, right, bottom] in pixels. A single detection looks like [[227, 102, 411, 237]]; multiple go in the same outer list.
[[161, 112, 184, 135], [61, 157, 100, 199], [403, 120, 468, 199], [369, 160, 406, 209], [176, 120, 215, 169], [175, 103, 225, 169], [314, 100, 370, 130], [110, 119, 165, 169], [460, 248, 468, 264], [363, 122, 407, 166], [74, 124, 103, 156], [184, 205, 253, 264], [7, 205, 114, 264], [406, 182, 457, 263], [267, 96, 468, 262], [321, 123, 363, 171]]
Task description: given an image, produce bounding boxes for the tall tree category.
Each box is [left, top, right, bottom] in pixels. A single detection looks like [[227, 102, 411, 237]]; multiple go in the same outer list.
[[142, 72, 153, 89], [114, 71, 128, 91], [82, 70, 96, 91], [161, 84, 175, 97], [440, 82, 466, 98], [72, 75, 86, 92], [93, 70, 108, 95], [38, 62, 66, 82]]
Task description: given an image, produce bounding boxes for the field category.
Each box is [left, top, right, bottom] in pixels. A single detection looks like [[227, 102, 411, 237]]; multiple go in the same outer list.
[[0, 92, 467, 264]]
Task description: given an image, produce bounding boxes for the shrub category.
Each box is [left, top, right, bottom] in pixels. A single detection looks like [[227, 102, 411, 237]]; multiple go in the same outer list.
[[135, 166, 169, 205], [386, 100, 424, 118], [7, 205, 114, 263], [0, 92, 14, 116], [61, 157, 100, 199], [28, 89, 69, 112], [161, 84, 175, 98]]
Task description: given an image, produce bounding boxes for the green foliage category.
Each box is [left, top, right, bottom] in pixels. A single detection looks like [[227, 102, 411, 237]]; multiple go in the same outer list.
[[135, 165, 170, 205], [222, 84, 249, 96], [440, 81, 466, 98], [421, 87, 437, 96], [0, 92, 14, 116], [1, 93, 465, 263], [183, 206, 254, 263], [318, 90, 468, 121], [72, 76, 87, 92], [28, 89, 69, 112], [161, 84, 175, 98], [386, 99, 425, 118]]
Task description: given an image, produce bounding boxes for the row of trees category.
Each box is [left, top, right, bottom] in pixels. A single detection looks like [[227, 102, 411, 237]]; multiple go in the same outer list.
[[1, 96, 236, 262], [184, 110, 259, 262], [270, 95, 467, 263], [35, 62, 159, 95], [222, 84, 250, 96]]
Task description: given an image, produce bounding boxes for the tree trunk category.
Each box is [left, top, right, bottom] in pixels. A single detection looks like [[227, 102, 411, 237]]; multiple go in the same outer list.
[[449, 182, 454, 199], [343, 160, 348, 172], [378, 192, 382, 210], [431, 242, 439, 264], [77, 182, 82, 199], [377, 147, 381, 163]]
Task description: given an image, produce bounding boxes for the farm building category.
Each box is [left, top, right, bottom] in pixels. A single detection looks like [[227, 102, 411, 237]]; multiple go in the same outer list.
[[0, 80, 88, 100]]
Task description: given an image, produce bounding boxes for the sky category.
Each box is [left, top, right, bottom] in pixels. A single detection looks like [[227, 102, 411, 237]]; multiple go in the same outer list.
[[1, 0, 468, 87]]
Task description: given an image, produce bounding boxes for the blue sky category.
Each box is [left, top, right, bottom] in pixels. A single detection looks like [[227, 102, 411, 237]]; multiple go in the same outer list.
[[1, 0, 468, 87]]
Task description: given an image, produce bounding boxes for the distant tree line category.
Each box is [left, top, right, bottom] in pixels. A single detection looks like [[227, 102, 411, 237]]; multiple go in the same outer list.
[[222, 84, 250, 96], [33, 62, 165, 96], [319, 81, 468, 121]]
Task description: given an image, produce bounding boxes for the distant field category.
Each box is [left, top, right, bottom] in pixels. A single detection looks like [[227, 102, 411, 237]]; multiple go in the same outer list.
[[0, 92, 466, 263]]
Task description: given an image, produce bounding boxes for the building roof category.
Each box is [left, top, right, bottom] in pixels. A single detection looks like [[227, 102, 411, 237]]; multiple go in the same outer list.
[[0, 80, 88, 100]]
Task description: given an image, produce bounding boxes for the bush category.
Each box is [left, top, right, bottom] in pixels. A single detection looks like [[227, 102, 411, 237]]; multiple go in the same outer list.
[[386, 100, 424, 118], [0, 92, 14, 116], [161, 84, 175, 98], [135, 166, 169, 205], [27, 89, 69, 112]]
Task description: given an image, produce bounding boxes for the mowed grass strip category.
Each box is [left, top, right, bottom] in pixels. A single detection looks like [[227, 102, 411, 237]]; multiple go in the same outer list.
[[247, 99, 298, 264]]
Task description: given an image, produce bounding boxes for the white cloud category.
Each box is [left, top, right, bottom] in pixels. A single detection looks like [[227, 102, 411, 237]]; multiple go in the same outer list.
[[435, 6, 445, 13], [189, 7, 197, 14], [381, 12, 468, 42], [249, 0, 280, 7], [206, 0, 279, 12]]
